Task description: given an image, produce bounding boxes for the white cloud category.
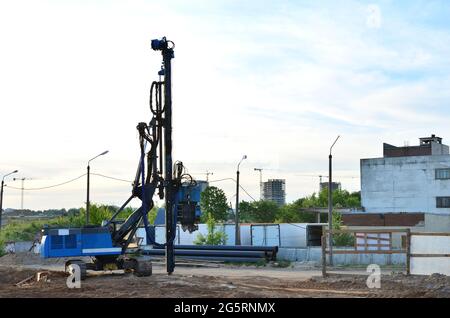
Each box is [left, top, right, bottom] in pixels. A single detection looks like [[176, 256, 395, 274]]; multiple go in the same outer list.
[[1, 1, 450, 209]]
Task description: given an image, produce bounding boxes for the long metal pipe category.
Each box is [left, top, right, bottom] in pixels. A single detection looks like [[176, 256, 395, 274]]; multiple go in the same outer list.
[[152, 244, 278, 253], [142, 249, 269, 258], [145, 254, 265, 263]]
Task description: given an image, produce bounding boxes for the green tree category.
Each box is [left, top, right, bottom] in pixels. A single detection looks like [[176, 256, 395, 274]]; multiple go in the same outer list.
[[301, 193, 320, 208], [200, 186, 229, 222], [302, 188, 361, 209], [77, 204, 113, 226], [239, 200, 279, 223], [276, 199, 317, 223], [237, 201, 253, 223], [194, 212, 227, 245]]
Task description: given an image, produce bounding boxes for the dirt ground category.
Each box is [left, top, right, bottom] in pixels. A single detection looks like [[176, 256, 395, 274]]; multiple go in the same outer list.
[[0, 252, 449, 298]]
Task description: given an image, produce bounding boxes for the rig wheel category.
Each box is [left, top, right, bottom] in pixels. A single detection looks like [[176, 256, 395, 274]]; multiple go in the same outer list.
[[65, 260, 87, 280]]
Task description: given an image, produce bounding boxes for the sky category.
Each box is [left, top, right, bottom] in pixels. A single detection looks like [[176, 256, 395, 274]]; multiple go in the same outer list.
[[1, 0, 450, 210]]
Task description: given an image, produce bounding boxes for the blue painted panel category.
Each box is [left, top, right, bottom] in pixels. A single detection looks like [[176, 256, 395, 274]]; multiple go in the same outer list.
[[40, 229, 120, 258], [81, 233, 114, 249]]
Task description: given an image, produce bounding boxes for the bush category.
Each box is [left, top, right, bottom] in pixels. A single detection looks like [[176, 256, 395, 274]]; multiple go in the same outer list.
[[332, 211, 355, 247], [194, 212, 227, 245]]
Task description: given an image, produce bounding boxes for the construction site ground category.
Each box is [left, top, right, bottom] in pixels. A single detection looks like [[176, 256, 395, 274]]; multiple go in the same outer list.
[[0, 252, 449, 298]]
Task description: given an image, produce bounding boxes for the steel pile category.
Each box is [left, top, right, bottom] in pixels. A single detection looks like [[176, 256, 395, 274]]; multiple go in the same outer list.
[[141, 245, 278, 263]]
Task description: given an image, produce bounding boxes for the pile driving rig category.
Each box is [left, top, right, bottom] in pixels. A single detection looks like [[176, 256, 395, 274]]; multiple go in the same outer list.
[[40, 37, 200, 278]]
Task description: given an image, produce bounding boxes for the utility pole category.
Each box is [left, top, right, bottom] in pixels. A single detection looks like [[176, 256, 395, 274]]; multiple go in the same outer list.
[[86, 151, 109, 224], [235, 155, 247, 245], [254, 168, 263, 200], [206, 171, 213, 182], [328, 135, 340, 266], [0, 170, 18, 230], [13, 177, 31, 210]]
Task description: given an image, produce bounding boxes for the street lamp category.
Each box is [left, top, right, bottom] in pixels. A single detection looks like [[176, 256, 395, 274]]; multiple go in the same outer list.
[[0, 170, 19, 230], [235, 155, 247, 245], [328, 135, 340, 266], [86, 150, 109, 225]]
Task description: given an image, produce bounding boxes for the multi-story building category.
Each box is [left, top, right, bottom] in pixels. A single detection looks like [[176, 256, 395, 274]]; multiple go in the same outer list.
[[262, 179, 286, 206], [361, 135, 450, 216]]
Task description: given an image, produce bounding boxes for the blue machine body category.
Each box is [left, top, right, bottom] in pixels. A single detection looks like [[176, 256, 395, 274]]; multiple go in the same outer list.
[[40, 181, 207, 259], [40, 227, 121, 258], [175, 180, 208, 219]]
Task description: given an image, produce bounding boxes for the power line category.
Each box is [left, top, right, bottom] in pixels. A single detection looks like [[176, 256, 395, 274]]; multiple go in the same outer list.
[[209, 178, 234, 183], [5, 174, 87, 191], [91, 173, 133, 183], [3, 172, 255, 203], [295, 174, 359, 179], [4, 172, 133, 191], [209, 178, 257, 201]]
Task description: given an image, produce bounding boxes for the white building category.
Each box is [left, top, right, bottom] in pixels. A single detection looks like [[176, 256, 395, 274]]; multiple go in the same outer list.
[[361, 135, 450, 215]]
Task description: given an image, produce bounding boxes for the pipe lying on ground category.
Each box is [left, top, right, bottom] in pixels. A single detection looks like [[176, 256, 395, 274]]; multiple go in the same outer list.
[[152, 244, 278, 253], [142, 253, 265, 263], [141, 244, 278, 261], [141, 249, 269, 258]]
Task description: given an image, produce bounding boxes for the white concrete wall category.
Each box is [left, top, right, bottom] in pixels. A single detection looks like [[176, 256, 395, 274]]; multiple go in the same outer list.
[[361, 155, 450, 214], [137, 223, 320, 248], [410, 235, 450, 276], [277, 247, 406, 265], [137, 224, 253, 246], [424, 214, 450, 232]]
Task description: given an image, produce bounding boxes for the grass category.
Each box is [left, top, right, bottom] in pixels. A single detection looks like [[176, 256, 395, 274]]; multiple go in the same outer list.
[[224, 259, 268, 267]]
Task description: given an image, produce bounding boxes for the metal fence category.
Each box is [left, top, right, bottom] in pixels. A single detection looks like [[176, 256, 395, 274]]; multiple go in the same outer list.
[[321, 228, 410, 277]]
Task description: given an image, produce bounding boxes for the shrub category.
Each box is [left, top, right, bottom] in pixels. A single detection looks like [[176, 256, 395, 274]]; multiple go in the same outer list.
[[332, 211, 355, 247], [194, 212, 227, 245]]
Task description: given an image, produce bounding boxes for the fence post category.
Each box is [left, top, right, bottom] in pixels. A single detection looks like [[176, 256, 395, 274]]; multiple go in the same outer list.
[[406, 229, 411, 276], [321, 234, 327, 277]]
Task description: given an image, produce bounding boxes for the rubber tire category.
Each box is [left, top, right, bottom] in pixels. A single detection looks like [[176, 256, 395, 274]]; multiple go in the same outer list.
[[66, 261, 87, 281]]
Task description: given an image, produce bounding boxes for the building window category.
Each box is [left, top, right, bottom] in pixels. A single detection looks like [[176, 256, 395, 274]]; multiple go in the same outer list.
[[436, 197, 450, 208], [436, 168, 450, 180]]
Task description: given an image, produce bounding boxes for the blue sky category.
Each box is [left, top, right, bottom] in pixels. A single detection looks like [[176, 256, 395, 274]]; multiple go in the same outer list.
[[1, 0, 450, 209]]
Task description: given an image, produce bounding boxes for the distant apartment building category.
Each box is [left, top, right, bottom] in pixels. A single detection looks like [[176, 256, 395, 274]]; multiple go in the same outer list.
[[262, 179, 286, 206], [320, 181, 341, 192], [360, 135, 450, 215]]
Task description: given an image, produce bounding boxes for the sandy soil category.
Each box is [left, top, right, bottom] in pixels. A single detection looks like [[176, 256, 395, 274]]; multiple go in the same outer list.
[[0, 252, 449, 298]]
